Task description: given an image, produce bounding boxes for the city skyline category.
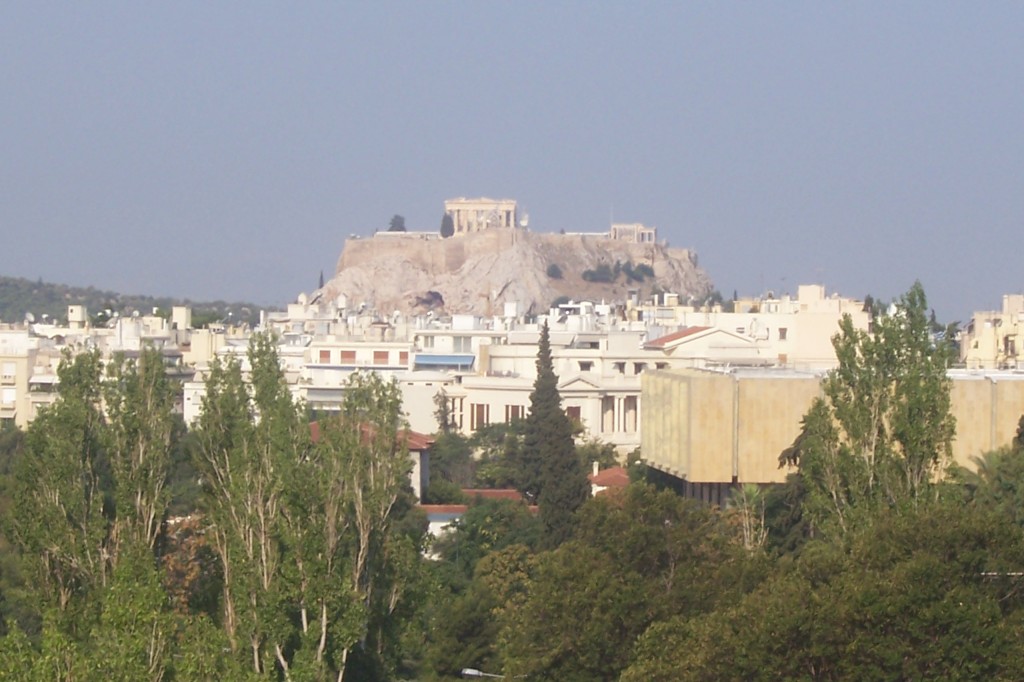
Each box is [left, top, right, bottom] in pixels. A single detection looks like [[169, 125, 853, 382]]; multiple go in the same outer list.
[[2, 3, 1022, 322]]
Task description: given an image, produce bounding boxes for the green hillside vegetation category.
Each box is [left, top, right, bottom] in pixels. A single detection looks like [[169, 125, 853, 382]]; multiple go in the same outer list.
[[0, 275, 269, 327], [581, 260, 655, 284]]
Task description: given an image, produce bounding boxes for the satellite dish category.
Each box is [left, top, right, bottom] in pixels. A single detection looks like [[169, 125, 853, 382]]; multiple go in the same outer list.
[[25, 312, 35, 323], [131, 310, 140, 318]]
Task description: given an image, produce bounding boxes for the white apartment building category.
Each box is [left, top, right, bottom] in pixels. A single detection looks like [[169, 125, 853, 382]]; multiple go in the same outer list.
[[12, 286, 870, 467]]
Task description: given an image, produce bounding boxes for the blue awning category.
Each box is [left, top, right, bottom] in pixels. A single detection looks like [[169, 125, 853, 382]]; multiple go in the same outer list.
[[414, 354, 475, 369]]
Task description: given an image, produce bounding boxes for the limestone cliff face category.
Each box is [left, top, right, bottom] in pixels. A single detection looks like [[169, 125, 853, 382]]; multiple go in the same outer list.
[[319, 230, 713, 316]]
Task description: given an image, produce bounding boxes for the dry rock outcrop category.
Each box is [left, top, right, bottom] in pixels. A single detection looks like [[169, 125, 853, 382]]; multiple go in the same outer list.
[[317, 229, 713, 316]]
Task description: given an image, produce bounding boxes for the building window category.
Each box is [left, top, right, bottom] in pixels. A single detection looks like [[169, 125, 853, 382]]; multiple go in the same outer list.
[[566, 405, 581, 424], [656, 362, 669, 370], [471, 403, 490, 431], [341, 350, 356, 363], [633, 362, 646, 375], [1, 388, 15, 405], [421, 335, 435, 349], [453, 336, 472, 353], [1, 362, 15, 379], [505, 404, 524, 423], [399, 351, 409, 364], [778, 327, 788, 341], [373, 350, 389, 365], [578, 361, 593, 372], [318, 349, 331, 363], [614, 362, 626, 374]]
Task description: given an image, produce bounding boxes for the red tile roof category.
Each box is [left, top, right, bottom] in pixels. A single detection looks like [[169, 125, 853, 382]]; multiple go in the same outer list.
[[589, 466, 631, 489], [645, 326, 711, 349], [308, 421, 434, 450], [461, 488, 526, 501]]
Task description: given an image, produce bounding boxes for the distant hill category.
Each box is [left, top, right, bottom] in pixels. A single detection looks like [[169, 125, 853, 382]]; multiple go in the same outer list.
[[319, 230, 714, 316], [0, 276, 269, 327]]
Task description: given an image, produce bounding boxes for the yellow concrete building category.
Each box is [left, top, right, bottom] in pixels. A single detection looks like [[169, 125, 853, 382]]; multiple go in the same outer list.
[[642, 368, 1024, 500]]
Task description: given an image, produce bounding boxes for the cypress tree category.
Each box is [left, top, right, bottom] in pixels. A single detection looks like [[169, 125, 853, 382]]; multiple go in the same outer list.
[[521, 321, 590, 547]]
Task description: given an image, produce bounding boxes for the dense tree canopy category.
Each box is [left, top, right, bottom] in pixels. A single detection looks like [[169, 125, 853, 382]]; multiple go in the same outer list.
[[7, 282, 1024, 680]]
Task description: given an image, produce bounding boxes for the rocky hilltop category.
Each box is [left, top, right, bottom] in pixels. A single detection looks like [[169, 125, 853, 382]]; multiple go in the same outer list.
[[317, 229, 713, 316]]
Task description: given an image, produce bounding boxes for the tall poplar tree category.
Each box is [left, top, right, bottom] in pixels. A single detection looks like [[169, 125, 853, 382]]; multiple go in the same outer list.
[[521, 321, 589, 548], [781, 281, 956, 535], [193, 335, 423, 680]]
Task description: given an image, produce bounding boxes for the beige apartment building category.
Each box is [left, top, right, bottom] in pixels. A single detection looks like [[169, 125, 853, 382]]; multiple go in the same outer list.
[[0, 328, 37, 429], [641, 367, 1024, 503], [444, 197, 518, 235], [637, 285, 869, 371], [961, 294, 1024, 369]]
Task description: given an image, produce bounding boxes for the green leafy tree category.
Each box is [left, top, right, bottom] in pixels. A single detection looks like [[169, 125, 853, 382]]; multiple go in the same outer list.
[[426, 545, 537, 679], [959, 446, 1024, 527], [471, 422, 524, 489], [501, 543, 648, 681], [84, 542, 174, 682], [519, 322, 589, 547], [11, 350, 111, 621], [545, 263, 562, 280], [424, 432, 473, 503], [309, 371, 420, 680], [781, 282, 956, 535], [192, 337, 298, 675], [502, 485, 759, 681], [623, 499, 1024, 681], [3, 348, 187, 678], [432, 500, 541, 580], [389, 214, 406, 232], [575, 438, 618, 470], [104, 348, 176, 557], [432, 387, 454, 434], [193, 338, 422, 680]]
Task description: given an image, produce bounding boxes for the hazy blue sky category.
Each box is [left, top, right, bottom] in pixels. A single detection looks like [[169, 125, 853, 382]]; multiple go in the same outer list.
[[2, 3, 1022, 321]]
